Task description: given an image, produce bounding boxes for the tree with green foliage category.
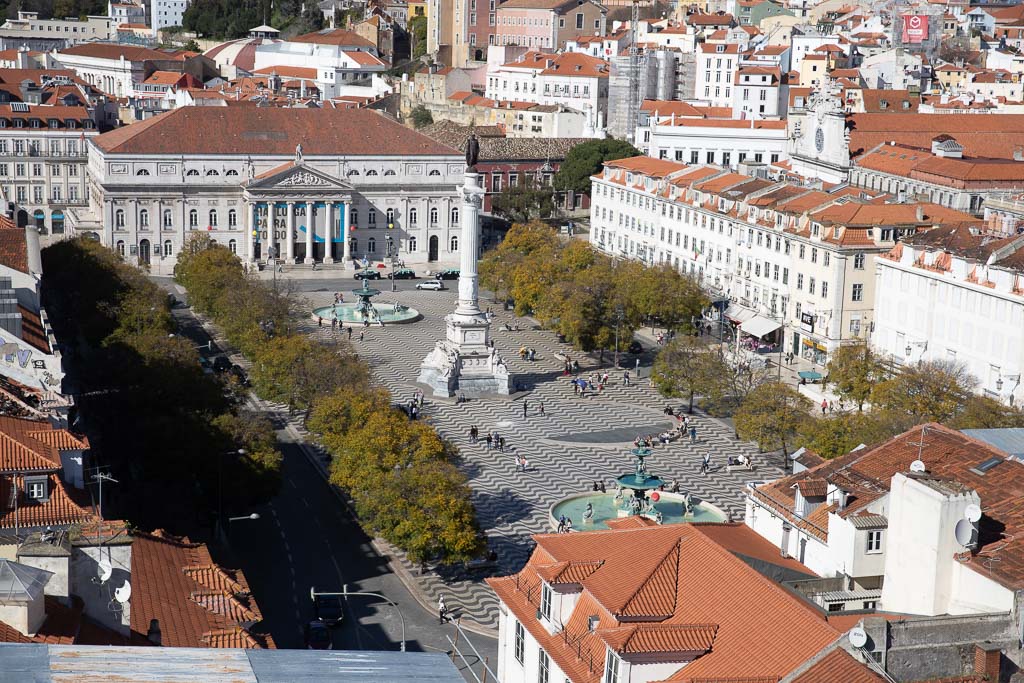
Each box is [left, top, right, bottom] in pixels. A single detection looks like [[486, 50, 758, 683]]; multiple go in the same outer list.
[[797, 412, 894, 460], [491, 176, 555, 223], [410, 105, 434, 129], [826, 342, 885, 411], [552, 139, 641, 196], [652, 336, 729, 413], [409, 14, 427, 59], [734, 382, 813, 458], [870, 360, 976, 429], [182, 38, 201, 52]]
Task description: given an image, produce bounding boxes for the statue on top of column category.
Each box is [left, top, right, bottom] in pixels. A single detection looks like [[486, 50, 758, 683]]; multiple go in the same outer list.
[[295, 144, 304, 163], [465, 133, 479, 170]]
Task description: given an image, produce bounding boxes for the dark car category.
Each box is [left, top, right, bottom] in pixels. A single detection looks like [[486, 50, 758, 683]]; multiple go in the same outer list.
[[229, 364, 250, 387], [388, 268, 417, 280], [314, 593, 345, 627], [627, 340, 644, 355], [305, 620, 332, 650], [436, 268, 460, 280], [198, 357, 213, 374], [212, 355, 232, 372], [354, 269, 382, 280]]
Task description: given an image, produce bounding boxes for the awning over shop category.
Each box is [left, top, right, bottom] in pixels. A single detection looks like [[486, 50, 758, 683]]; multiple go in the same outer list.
[[798, 371, 823, 381], [740, 316, 782, 338], [724, 304, 755, 323]]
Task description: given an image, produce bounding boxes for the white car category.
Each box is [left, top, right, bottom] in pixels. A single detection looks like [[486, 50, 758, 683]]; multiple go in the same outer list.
[[416, 280, 446, 291]]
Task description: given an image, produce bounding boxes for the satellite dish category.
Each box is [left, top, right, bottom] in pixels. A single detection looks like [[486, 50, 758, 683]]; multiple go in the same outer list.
[[848, 626, 868, 649], [97, 559, 113, 583], [965, 504, 982, 523], [114, 580, 132, 604], [910, 460, 926, 473], [954, 518, 977, 549]]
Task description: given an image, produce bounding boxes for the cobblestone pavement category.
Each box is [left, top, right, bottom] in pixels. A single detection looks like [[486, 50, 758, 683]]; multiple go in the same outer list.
[[296, 288, 784, 633]]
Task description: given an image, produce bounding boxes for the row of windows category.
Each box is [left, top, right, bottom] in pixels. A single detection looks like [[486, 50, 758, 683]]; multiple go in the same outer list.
[[9, 185, 80, 203], [0, 162, 80, 177], [115, 208, 238, 229], [0, 139, 83, 155]]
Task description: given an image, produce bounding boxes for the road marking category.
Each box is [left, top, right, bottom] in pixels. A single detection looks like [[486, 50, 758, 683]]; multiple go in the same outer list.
[[287, 551, 293, 564]]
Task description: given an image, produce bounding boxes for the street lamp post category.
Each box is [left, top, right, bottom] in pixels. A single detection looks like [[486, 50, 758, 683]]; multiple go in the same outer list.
[[386, 226, 397, 292], [312, 585, 406, 652], [218, 449, 246, 537]]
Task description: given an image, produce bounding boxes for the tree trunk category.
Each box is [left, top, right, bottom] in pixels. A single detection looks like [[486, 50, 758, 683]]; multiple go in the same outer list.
[[687, 391, 694, 414]]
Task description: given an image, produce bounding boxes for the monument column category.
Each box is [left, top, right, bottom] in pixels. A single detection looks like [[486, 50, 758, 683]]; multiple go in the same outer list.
[[286, 201, 296, 263], [455, 172, 484, 317], [304, 200, 314, 264], [324, 202, 335, 263], [245, 201, 256, 262], [342, 202, 352, 264]]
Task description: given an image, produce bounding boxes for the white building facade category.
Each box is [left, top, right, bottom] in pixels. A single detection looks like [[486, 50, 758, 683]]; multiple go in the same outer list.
[[0, 12, 116, 47], [72, 106, 465, 270], [484, 51, 609, 117]]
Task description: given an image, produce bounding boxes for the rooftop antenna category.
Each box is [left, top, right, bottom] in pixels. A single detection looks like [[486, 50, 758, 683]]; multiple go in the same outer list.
[[907, 424, 929, 464], [91, 472, 119, 522]]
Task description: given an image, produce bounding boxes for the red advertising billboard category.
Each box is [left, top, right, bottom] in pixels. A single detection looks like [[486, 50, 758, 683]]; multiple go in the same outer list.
[[902, 14, 928, 44]]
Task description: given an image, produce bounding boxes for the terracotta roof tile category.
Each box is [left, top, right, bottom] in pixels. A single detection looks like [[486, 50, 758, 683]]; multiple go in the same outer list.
[[59, 43, 170, 62], [0, 474, 92, 530], [792, 648, 885, 682], [598, 623, 717, 655], [0, 217, 27, 274], [289, 28, 374, 47], [849, 113, 1024, 160]]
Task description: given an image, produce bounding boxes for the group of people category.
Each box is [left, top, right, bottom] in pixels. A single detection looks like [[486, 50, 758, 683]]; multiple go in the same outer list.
[[513, 454, 530, 472], [407, 391, 425, 420], [562, 358, 581, 376], [521, 400, 544, 417], [518, 346, 538, 361], [556, 515, 574, 533], [591, 481, 607, 493]]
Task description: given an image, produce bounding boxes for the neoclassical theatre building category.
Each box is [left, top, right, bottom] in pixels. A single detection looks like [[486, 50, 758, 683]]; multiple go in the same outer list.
[[70, 106, 465, 267]]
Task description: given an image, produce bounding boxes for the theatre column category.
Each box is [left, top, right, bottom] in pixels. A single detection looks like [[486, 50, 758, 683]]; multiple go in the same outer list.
[[266, 204, 276, 262], [324, 202, 335, 264], [286, 201, 296, 263], [342, 202, 352, 264], [304, 200, 314, 264], [246, 202, 256, 263]]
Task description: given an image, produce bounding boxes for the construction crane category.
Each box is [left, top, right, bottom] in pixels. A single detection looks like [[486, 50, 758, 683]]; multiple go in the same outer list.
[[627, 0, 642, 143]]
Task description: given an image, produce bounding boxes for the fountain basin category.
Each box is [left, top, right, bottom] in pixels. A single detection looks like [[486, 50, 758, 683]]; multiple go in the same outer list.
[[312, 304, 421, 325], [549, 491, 728, 531]]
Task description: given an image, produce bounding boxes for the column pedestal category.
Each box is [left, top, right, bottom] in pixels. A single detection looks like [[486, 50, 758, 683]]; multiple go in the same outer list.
[[418, 171, 512, 397]]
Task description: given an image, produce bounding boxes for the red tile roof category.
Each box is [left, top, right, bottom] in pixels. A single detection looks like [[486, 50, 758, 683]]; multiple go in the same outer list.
[[130, 530, 271, 649], [0, 596, 83, 645], [0, 216, 27, 274], [849, 113, 1024, 160], [489, 523, 840, 683], [0, 474, 92, 529], [290, 28, 374, 47], [92, 107, 459, 157], [58, 43, 170, 62], [792, 647, 886, 683]]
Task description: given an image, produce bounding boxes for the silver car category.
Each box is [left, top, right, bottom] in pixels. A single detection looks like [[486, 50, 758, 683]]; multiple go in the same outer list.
[[416, 280, 446, 291]]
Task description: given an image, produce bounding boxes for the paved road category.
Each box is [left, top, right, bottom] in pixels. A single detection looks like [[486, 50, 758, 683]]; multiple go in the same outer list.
[[156, 277, 497, 679]]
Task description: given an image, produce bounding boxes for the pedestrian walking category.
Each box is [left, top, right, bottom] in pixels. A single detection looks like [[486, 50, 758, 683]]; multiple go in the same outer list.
[[514, 455, 522, 472], [624, 371, 631, 387], [539, 402, 545, 416], [358, 330, 364, 342], [469, 426, 478, 443], [821, 399, 827, 416], [317, 316, 323, 328], [522, 400, 528, 418], [411, 404, 419, 420], [828, 400, 834, 414], [331, 317, 338, 330], [498, 436, 505, 452], [701, 451, 711, 475], [635, 358, 640, 375], [521, 457, 529, 471], [689, 426, 697, 443], [485, 433, 493, 449], [438, 595, 448, 624]]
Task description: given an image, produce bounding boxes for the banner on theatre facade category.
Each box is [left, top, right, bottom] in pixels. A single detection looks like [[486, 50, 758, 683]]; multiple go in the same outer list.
[[901, 14, 928, 43]]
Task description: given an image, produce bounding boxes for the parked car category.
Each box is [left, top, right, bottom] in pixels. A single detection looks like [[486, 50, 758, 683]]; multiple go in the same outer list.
[[388, 268, 417, 280], [304, 620, 332, 650], [229, 364, 250, 387], [416, 280, 446, 291], [212, 356, 232, 373], [436, 268, 460, 280], [354, 269, 382, 280], [627, 340, 643, 354], [313, 593, 344, 627], [198, 357, 213, 374]]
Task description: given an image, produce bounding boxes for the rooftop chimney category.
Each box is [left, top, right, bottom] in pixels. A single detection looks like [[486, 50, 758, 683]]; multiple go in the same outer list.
[[974, 645, 1001, 680], [916, 205, 925, 221], [147, 618, 162, 645]]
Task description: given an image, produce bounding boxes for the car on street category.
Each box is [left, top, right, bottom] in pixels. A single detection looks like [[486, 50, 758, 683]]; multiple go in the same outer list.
[[313, 593, 345, 627], [416, 280, 446, 291], [212, 356, 232, 372], [627, 340, 644, 355], [229, 364, 250, 387], [435, 268, 460, 280], [304, 620, 332, 650], [198, 357, 213, 374], [388, 268, 417, 280], [354, 269, 382, 280]]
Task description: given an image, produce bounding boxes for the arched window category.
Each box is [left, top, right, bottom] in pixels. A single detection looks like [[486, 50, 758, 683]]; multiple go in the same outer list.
[[366, 169, 378, 176], [451, 207, 459, 225], [350, 237, 358, 253], [450, 235, 459, 252], [139, 209, 149, 228], [163, 209, 172, 228], [429, 207, 438, 225], [408, 236, 417, 252], [368, 237, 376, 253], [116, 240, 125, 257], [115, 209, 125, 228], [228, 209, 237, 227], [136, 169, 150, 176], [368, 209, 376, 225], [409, 208, 418, 225], [428, 169, 441, 176], [228, 239, 237, 254], [186, 169, 199, 176], [384, 169, 396, 176], [209, 210, 218, 227], [347, 169, 360, 176], [350, 209, 358, 227], [163, 240, 172, 256], [206, 169, 219, 176], [386, 208, 395, 225], [226, 169, 238, 176], [189, 209, 198, 228]]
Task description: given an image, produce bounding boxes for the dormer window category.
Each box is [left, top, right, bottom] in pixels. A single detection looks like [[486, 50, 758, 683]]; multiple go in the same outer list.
[[25, 476, 47, 501], [540, 582, 552, 620]]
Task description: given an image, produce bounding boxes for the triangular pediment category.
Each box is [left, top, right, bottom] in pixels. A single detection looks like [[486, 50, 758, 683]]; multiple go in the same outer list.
[[245, 162, 353, 192]]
